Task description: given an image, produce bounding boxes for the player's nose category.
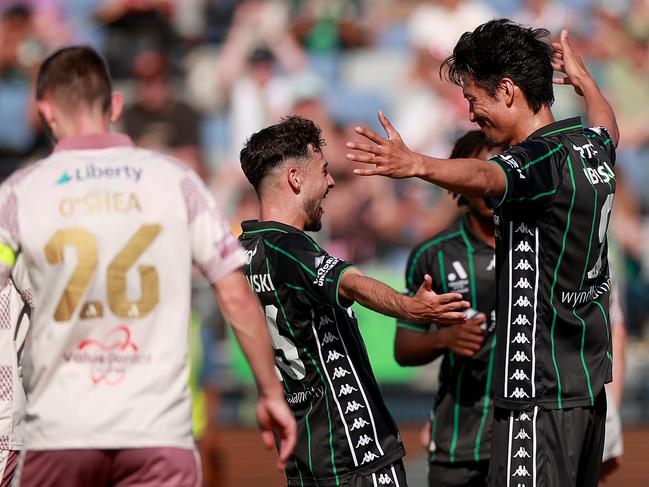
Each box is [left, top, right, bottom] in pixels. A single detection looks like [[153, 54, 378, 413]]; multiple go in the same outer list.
[[327, 172, 335, 188]]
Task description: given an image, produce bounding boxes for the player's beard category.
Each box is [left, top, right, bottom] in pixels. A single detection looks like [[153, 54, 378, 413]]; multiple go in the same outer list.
[[303, 196, 323, 232]]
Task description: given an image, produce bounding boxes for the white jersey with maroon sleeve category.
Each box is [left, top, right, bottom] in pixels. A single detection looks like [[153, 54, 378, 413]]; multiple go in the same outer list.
[[0, 258, 31, 452], [0, 133, 245, 450]]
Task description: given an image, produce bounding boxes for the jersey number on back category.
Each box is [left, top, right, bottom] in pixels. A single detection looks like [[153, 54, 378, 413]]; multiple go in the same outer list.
[[44, 224, 161, 321], [265, 304, 306, 380]]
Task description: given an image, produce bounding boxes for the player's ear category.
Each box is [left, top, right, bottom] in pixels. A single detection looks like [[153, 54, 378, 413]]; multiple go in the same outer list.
[[500, 77, 515, 107], [36, 100, 54, 128], [287, 166, 301, 194], [109, 92, 124, 123]]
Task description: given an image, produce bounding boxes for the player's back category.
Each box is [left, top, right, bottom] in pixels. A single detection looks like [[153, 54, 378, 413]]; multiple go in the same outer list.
[[5, 135, 208, 449]]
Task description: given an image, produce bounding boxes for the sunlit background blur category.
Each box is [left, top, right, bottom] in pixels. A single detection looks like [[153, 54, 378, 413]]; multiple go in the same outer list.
[[1, 0, 648, 485]]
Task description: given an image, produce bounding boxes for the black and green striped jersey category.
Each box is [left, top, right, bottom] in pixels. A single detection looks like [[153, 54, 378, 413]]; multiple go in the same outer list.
[[397, 215, 497, 464], [488, 117, 615, 411], [239, 220, 404, 487]]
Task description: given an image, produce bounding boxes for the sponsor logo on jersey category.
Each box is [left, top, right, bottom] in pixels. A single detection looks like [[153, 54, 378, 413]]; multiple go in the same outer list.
[[447, 261, 470, 293], [56, 164, 143, 185], [286, 386, 325, 405], [499, 154, 527, 179], [64, 325, 151, 385], [560, 279, 611, 307], [313, 256, 339, 287], [583, 162, 615, 185]]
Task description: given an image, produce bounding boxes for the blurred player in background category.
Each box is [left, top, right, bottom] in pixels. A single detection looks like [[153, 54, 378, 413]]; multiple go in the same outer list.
[[0, 259, 30, 487], [239, 116, 470, 487], [347, 20, 618, 487], [0, 46, 295, 486], [394, 131, 504, 487]]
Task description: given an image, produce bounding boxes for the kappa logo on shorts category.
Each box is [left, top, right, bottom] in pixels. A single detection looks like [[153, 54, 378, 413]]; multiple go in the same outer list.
[[513, 447, 531, 458], [514, 277, 532, 289], [332, 367, 350, 379], [511, 333, 530, 344], [345, 401, 365, 413], [509, 369, 530, 381], [377, 473, 393, 484], [339, 384, 358, 396], [356, 435, 373, 447], [510, 388, 530, 399], [514, 428, 531, 440], [351, 418, 369, 430], [515, 223, 534, 235], [326, 350, 345, 362], [514, 296, 532, 308], [361, 452, 379, 465], [512, 314, 532, 326], [514, 241, 533, 253], [515, 259, 534, 271], [516, 413, 532, 421], [511, 351, 530, 362], [512, 465, 531, 477], [322, 332, 338, 344]]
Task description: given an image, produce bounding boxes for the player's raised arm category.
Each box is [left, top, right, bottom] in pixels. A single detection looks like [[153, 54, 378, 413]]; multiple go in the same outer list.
[[552, 29, 619, 147], [338, 267, 469, 325], [213, 270, 296, 471], [346, 111, 506, 198]]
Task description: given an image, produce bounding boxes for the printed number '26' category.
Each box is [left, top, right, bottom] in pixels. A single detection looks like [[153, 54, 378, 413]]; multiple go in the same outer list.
[[44, 225, 161, 321], [264, 304, 305, 380]]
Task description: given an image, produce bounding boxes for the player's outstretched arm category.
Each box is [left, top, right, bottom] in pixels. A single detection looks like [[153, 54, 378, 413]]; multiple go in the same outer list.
[[213, 270, 296, 471], [394, 315, 487, 366], [346, 111, 506, 198], [338, 267, 469, 325], [552, 29, 620, 147]]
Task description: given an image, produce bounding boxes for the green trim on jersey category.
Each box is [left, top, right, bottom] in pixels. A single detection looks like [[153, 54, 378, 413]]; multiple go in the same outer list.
[[573, 309, 595, 405], [305, 401, 316, 477], [263, 240, 317, 277], [549, 156, 578, 409], [407, 232, 461, 288], [437, 251, 448, 293], [509, 188, 557, 203], [520, 144, 564, 171], [473, 335, 497, 461], [489, 160, 509, 208], [449, 364, 466, 463], [242, 227, 289, 235], [539, 123, 583, 137], [594, 301, 612, 363], [459, 221, 477, 307], [335, 266, 355, 309], [430, 411, 439, 462], [266, 258, 340, 483]]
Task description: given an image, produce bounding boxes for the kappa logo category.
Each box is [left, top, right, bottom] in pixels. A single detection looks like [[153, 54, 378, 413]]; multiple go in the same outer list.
[[511, 332, 530, 344], [514, 296, 533, 308], [514, 241, 533, 252], [514, 428, 531, 440], [486, 255, 496, 271], [510, 387, 530, 399], [515, 259, 534, 271], [361, 452, 379, 465], [327, 350, 345, 362], [345, 401, 365, 413], [512, 465, 531, 477], [512, 314, 532, 326], [322, 332, 339, 344], [517, 413, 532, 421], [510, 369, 530, 381], [511, 351, 530, 362], [515, 223, 534, 235], [339, 384, 358, 396], [513, 447, 531, 458], [514, 277, 532, 289], [319, 315, 334, 329], [351, 418, 369, 430], [356, 435, 373, 447], [378, 473, 393, 485], [332, 367, 351, 379]]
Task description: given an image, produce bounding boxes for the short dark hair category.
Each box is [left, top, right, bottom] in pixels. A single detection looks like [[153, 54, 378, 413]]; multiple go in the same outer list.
[[441, 19, 554, 113], [240, 116, 325, 193], [36, 46, 112, 114], [450, 130, 503, 159]]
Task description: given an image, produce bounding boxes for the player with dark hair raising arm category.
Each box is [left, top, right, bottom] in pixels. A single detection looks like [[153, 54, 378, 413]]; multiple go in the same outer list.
[[395, 131, 504, 487], [347, 21, 618, 487], [239, 116, 469, 487]]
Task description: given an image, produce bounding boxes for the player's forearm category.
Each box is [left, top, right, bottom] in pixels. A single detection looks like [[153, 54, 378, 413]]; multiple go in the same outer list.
[[610, 323, 627, 409], [413, 154, 506, 198], [339, 269, 413, 320], [214, 272, 283, 399], [394, 329, 446, 366], [581, 78, 620, 148]]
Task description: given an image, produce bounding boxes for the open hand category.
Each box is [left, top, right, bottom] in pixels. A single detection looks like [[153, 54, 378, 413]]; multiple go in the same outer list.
[[410, 274, 470, 325], [256, 393, 297, 471], [346, 111, 422, 178], [552, 29, 593, 96], [438, 314, 488, 357]]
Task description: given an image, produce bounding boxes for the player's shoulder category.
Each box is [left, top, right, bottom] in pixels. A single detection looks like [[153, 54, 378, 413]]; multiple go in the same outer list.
[[265, 227, 324, 255], [0, 156, 51, 193], [408, 220, 464, 263]]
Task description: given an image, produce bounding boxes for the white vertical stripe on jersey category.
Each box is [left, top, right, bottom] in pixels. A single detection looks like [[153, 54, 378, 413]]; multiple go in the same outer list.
[[372, 472, 378, 487], [506, 412, 514, 487], [532, 228, 539, 398], [504, 222, 514, 399], [312, 321, 358, 466], [532, 406, 538, 487], [391, 465, 401, 487], [333, 314, 385, 456]]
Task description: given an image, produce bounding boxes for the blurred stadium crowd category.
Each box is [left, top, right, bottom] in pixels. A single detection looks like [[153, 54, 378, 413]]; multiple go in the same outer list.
[[1, 0, 648, 440]]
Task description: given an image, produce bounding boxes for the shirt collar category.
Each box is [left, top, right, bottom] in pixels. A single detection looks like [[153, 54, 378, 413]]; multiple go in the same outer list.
[[241, 220, 302, 235], [54, 133, 135, 152], [527, 117, 583, 140]]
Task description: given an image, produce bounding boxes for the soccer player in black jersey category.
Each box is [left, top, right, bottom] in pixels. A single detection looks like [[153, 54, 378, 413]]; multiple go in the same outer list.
[[238, 116, 469, 487], [347, 20, 619, 487], [394, 131, 504, 487]]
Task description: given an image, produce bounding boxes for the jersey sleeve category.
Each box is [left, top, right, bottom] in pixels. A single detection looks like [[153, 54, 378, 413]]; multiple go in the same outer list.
[[180, 173, 246, 285], [585, 126, 616, 166], [267, 234, 354, 309], [396, 243, 439, 333], [0, 176, 20, 289], [487, 139, 564, 210]]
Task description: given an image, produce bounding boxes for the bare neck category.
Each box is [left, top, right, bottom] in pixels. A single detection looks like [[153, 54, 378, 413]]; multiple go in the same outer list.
[[511, 105, 555, 145], [56, 112, 112, 141], [259, 197, 306, 231]]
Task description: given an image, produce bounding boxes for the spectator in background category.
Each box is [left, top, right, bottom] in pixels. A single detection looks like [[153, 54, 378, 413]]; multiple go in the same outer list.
[[122, 49, 206, 178], [513, 0, 575, 35]]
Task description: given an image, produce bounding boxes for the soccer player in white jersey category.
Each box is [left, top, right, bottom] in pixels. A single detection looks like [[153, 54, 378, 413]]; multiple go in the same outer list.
[[0, 46, 295, 486], [0, 258, 31, 487]]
